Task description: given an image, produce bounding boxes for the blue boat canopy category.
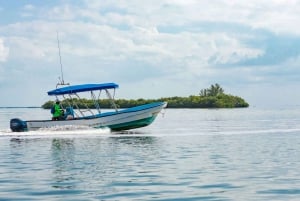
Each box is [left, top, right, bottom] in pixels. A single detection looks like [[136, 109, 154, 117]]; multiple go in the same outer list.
[[47, 83, 119, 96]]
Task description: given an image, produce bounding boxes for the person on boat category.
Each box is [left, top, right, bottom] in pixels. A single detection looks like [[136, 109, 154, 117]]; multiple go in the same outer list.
[[65, 107, 74, 120], [52, 100, 64, 120]]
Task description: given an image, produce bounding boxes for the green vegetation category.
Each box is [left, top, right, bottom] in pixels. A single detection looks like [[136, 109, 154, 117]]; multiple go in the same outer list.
[[42, 84, 249, 109]]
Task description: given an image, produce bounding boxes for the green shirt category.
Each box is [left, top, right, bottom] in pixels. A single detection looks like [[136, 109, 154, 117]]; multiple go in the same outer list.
[[53, 104, 63, 118]]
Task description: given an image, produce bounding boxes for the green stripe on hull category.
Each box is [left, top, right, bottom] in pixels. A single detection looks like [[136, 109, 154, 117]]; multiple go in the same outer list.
[[100, 116, 157, 131]]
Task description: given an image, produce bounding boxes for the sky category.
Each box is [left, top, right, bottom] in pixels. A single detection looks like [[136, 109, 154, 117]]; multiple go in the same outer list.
[[1, 0, 300, 107]]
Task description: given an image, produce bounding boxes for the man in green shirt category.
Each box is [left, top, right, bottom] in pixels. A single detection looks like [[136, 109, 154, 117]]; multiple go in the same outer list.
[[52, 100, 64, 120]]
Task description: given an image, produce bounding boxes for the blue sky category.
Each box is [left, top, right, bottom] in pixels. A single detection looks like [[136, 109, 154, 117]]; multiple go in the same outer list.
[[1, 0, 300, 107]]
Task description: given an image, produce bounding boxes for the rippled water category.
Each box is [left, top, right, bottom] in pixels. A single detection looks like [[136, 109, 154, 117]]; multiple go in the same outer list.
[[0, 107, 300, 200]]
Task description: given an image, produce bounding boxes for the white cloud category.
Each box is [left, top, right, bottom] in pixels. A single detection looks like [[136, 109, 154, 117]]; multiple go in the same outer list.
[[9, 37, 46, 59], [0, 0, 300, 106], [23, 4, 35, 10], [0, 38, 9, 62], [88, 0, 300, 35], [47, 4, 76, 20], [21, 4, 36, 18]]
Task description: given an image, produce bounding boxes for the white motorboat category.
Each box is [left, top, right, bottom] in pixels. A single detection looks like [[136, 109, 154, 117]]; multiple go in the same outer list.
[[10, 83, 167, 132]]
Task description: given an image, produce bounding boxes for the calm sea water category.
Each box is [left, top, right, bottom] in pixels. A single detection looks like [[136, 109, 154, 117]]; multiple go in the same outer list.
[[0, 107, 300, 200]]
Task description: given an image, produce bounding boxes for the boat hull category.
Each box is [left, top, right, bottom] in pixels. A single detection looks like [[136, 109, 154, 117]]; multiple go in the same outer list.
[[10, 102, 167, 132]]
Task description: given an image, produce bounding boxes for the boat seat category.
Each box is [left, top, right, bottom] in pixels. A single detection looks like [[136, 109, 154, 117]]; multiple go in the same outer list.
[[64, 107, 74, 120]]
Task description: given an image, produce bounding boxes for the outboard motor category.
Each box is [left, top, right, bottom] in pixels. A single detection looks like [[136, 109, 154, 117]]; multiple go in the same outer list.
[[10, 118, 27, 132]]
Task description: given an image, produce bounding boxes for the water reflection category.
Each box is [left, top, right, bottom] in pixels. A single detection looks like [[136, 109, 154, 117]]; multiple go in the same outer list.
[[10, 138, 26, 147], [49, 136, 159, 191], [109, 136, 157, 146], [113, 130, 149, 135], [51, 139, 76, 189]]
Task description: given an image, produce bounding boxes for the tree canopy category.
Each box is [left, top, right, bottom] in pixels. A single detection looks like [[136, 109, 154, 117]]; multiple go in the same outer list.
[[42, 84, 249, 109], [200, 83, 224, 97]]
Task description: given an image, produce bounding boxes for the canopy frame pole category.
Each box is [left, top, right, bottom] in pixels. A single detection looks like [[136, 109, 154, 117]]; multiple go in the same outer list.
[[105, 89, 118, 112], [91, 90, 101, 114], [74, 93, 94, 117]]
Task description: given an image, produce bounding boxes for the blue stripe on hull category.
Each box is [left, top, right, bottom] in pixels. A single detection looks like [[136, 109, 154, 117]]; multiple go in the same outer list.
[[97, 116, 157, 131]]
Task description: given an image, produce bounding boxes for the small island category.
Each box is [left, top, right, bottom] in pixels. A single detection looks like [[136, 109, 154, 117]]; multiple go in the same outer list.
[[42, 84, 249, 109]]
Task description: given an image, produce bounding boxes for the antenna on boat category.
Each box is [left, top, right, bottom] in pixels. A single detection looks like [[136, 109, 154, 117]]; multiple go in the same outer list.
[[56, 31, 69, 88]]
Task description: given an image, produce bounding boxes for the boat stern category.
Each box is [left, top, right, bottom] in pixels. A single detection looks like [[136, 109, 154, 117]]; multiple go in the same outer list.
[[10, 118, 28, 132]]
